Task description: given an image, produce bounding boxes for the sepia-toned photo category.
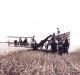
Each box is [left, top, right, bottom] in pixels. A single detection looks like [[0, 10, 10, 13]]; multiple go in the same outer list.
[[0, 0, 80, 75]]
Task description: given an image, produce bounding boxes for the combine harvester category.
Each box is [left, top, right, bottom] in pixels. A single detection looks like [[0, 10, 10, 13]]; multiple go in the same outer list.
[[7, 31, 70, 55], [32, 32, 70, 55]]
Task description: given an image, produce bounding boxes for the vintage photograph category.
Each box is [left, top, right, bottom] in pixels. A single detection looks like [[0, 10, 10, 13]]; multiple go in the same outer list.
[[0, 0, 80, 75]]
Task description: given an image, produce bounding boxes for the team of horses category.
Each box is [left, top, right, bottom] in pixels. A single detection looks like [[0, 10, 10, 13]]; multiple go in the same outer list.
[[14, 38, 28, 47]]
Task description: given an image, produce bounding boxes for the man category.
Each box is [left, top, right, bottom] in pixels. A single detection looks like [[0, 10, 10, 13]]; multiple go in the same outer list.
[[63, 37, 69, 54], [51, 37, 57, 53], [31, 36, 36, 49], [19, 38, 23, 46], [57, 28, 60, 35], [58, 40, 63, 55]]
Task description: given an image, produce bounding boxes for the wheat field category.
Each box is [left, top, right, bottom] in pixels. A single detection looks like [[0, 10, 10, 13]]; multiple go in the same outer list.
[[0, 48, 80, 75]]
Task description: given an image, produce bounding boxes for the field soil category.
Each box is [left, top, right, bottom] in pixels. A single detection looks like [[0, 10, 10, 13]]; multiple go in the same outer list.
[[0, 49, 80, 75]]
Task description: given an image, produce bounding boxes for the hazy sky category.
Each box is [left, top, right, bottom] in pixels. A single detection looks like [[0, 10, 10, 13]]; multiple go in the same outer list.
[[0, 0, 80, 51]]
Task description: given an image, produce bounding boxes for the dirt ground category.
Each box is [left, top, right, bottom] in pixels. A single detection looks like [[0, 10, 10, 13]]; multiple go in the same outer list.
[[0, 49, 80, 75]]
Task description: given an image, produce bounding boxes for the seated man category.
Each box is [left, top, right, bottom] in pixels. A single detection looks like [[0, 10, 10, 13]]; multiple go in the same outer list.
[[57, 28, 60, 35]]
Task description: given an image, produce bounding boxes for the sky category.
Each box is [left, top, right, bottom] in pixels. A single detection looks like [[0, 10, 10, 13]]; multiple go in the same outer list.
[[0, 0, 80, 51]]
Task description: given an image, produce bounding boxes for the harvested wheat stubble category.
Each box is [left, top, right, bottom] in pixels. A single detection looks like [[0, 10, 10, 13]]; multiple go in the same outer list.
[[0, 49, 80, 75]]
